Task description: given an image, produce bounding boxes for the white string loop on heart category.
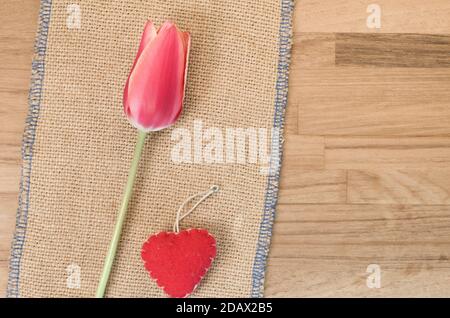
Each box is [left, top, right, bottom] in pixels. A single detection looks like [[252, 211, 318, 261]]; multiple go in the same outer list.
[[173, 185, 220, 233]]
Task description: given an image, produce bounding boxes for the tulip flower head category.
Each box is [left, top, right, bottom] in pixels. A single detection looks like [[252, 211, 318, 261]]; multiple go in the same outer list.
[[124, 20, 190, 132]]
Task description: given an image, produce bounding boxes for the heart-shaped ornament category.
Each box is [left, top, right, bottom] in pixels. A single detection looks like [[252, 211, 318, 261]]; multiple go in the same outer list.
[[141, 228, 216, 298]]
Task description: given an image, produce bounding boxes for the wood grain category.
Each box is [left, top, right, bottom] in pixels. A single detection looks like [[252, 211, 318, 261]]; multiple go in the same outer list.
[[266, 204, 450, 297], [279, 169, 347, 204], [296, 67, 450, 136], [325, 137, 450, 169], [282, 135, 324, 169], [348, 169, 450, 204], [291, 33, 335, 69], [295, 0, 450, 34], [336, 33, 450, 68], [2, 0, 450, 297]]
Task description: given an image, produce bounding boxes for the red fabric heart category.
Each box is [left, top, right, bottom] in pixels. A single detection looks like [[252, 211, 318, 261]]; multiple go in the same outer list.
[[141, 229, 216, 298]]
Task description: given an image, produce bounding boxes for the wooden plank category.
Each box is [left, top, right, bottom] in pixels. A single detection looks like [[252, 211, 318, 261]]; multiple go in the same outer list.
[[286, 32, 337, 134], [279, 136, 347, 204], [348, 169, 450, 205], [288, 33, 333, 135], [292, 33, 335, 69], [265, 258, 450, 297], [279, 169, 347, 204], [0, 70, 31, 133], [325, 137, 450, 169], [295, 0, 450, 34], [0, 193, 19, 218], [296, 68, 450, 136], [0, 165, 21, 193], [336, 33, 450, 68], [0, 164, 20, 294], [266, 204, 450, 297], [0, 0, 39, 68], [0, 216, 15, 257], [284, 94, 298, 134], [0, 195, 15, 297], [282, 135, 325, 170], [0, 261, 8, 297], [0, 141, 21, 166]]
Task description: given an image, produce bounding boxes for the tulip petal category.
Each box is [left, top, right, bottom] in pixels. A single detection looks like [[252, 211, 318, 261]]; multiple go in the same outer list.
[[157, 21, 176, 34], [180, 31, 191, 54], [136, 20, 157, 61], [181, 32, 191, 98], [124, 20, 157, 118], [126, 22, 187, 131]]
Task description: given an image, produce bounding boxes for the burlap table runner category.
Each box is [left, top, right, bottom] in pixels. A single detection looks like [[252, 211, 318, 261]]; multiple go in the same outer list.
[[8, 0, 293, 297]]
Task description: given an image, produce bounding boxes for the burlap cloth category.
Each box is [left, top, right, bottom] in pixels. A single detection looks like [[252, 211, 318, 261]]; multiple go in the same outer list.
[[8, 0, 293, 297]]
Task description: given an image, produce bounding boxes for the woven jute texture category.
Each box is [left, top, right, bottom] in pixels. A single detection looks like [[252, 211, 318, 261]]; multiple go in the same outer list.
[[8, 0, 293, 297]]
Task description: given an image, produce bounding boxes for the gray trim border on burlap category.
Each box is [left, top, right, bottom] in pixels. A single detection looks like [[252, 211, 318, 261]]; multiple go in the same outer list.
[[7, 0, 295, 298], [250, 0, 295, 298], [7, 0, 53, 298]]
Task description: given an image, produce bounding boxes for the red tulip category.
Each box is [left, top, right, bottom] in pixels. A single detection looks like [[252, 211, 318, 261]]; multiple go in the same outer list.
[[124, 20, 190, 131], [96, 21, 190, 298]]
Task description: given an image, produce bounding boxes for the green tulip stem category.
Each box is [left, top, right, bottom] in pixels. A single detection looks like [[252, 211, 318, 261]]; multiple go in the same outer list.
[[95, 130, 147, 298]]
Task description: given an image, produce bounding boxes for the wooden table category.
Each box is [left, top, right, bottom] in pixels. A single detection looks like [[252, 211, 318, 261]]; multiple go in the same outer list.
[[2, 0, 450, 297]]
